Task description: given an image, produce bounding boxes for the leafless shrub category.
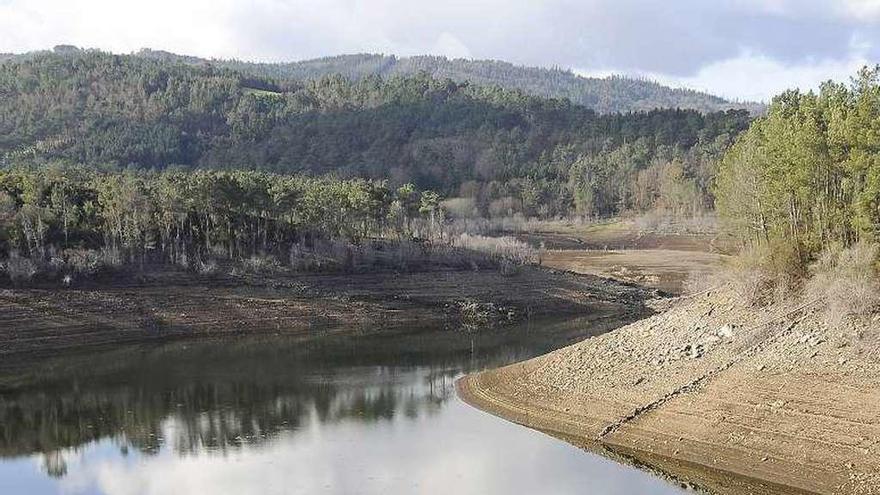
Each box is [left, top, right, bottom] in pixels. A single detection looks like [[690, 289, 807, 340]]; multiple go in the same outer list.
[[719, 239, 806, 306], [456, 299, 515, 329], [445, 215, 542, 236], [207, 243, 227, 258], [441, 197, 478, 219], [289, 238, 357, 272], [488, 197, 519, 218], [3, 252, 37, 283], [453, 234, 537, 266], [240, 254, 283, 274], [197, 258, 219, 276], [286, 235, 536, 275], [174, 251, 190, 269], [631, 211, 719, 235], [806, 241, 880, 327], [100, 247, 123, 268], [63, 249, 105, 277], [722, 244, 774, 306]]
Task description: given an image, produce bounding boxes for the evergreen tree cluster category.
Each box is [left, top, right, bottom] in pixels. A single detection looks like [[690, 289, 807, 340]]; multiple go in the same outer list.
[[717, 66, 880, 272], [1, 49, 752, 220], [0, 165, 422, 270], [138, 50, 762, 114]]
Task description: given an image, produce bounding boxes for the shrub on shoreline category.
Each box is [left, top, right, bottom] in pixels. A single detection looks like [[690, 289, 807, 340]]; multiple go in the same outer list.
[[806, 242, 880, 326]]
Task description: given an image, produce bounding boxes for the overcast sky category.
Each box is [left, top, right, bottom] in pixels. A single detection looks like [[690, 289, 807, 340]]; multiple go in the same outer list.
[[1, 0, 878, 101]]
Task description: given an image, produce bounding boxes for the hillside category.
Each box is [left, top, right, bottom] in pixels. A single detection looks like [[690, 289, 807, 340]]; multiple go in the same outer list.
[[0, 48, 752, 219], [137, 50, 761, 115]]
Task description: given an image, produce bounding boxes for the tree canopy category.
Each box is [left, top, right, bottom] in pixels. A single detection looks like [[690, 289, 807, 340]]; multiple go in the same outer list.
[[0, 49, 752, 220], [716, 66, 880, 268], [136, 50, 762, 115], [1, 165, 451, 278]]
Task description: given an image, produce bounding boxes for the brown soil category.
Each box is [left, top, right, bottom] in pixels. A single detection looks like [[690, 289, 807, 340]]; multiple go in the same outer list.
[[0, 267, 653, 362], [514, 219, 733, 295], [459, 291, 880, 494], [541, 249, 727, 295], [515, 219, 735, 253]]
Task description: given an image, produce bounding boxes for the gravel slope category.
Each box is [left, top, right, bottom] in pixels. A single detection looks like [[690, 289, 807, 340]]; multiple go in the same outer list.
[[459, 291, 880, 494]]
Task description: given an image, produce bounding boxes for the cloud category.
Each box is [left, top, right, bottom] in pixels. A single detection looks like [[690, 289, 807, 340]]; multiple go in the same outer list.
[[841, 0, 880, 20], [430, 33, 472, 60], [46, 399, 684, 495], [643, 52, 871, 102], [0, 0, 877, 100]]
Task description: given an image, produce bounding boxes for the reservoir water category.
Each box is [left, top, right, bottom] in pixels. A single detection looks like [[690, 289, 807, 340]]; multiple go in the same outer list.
[[0, 318, 685, 494]]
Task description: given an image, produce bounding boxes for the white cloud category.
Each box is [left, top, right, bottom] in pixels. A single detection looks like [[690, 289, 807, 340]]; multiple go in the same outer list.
[[0, 0, 878, 101], [42, 399, 684, 495], [431, 33, 472, 60], [658, 53, 870, 102], [841, 0, 880, 20], [0, 0, 241, 58]]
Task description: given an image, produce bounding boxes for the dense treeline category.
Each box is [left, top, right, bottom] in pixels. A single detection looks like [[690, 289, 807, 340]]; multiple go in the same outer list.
[[0, 166, 443, 280], [137, 50, 761, 115], [716, 67, 880, 311], [717, 67, 880, 265], [1, 49, 752, 220]]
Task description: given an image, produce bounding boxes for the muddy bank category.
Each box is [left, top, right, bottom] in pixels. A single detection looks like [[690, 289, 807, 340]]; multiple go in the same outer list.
[[459, 291, 880, 494], [0, 266, 654, 362], [514, 220, 730, 294], [541, 249, 726, 294], [515, 219, 735, 253]]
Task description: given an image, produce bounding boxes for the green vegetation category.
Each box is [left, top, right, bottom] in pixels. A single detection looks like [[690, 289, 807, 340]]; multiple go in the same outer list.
[[0, 166, 454, 281], [136, 50, 762, 114], [716, 66, 880, 309], [717, 67, 880, 265], [0, 48, 751, 222]]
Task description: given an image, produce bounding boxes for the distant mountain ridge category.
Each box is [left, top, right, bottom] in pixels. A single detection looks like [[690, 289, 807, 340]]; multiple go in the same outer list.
[[134, 49, 762, 115]]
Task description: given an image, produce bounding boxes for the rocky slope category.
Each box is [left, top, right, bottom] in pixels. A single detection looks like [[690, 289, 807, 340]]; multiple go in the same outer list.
[[459, 290, 880, 494]]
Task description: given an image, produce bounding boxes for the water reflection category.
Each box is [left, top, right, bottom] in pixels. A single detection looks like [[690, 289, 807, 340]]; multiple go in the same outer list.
[[0, 316, 685, 494]]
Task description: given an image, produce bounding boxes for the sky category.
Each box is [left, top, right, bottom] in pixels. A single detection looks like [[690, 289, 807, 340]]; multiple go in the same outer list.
[[0, 0, 878, 102]]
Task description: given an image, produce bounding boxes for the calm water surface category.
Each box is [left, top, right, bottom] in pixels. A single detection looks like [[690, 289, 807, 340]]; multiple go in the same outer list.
[[0, 317, 685, 494]]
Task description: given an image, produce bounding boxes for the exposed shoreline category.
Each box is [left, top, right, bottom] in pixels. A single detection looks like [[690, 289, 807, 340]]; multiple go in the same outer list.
[[0, 265, 655, 364], [458, 291, 880, 494]]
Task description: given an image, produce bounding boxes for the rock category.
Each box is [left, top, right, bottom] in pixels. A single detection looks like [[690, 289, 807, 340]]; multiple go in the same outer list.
[[717, 324, 735, 338]]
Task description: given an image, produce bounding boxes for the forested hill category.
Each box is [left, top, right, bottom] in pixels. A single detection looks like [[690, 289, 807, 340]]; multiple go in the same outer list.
[[0, 48, 752, 218], [136, 50, 760, 115]]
